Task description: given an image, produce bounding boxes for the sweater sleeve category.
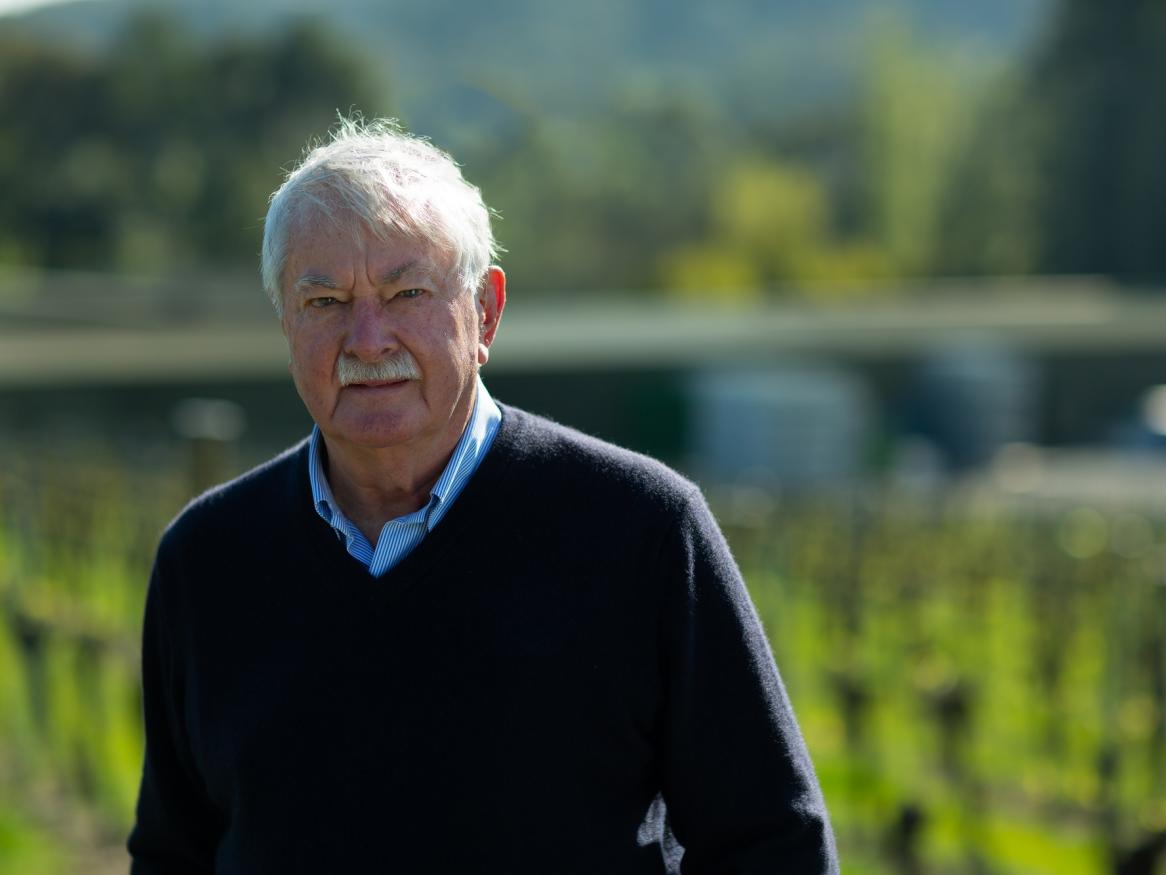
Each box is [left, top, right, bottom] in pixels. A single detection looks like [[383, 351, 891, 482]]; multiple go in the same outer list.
[[657, 489, 838, 875], [127, 538, 222, 874]]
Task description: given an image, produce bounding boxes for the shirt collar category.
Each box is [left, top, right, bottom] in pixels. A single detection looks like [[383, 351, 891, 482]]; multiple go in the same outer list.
[[427, 377, 498, 518]]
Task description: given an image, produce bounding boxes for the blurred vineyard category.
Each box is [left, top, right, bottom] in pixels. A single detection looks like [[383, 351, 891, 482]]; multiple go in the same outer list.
[[1, 450, 1164, 874], [0, 448, 189, 874], [726, 488, 1166, 875]]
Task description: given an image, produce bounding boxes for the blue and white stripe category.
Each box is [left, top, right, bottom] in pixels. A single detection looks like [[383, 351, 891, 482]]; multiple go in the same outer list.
[[308, 376, 501, 577]]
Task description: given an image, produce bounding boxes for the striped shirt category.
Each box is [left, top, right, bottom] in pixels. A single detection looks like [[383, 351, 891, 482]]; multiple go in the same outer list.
[[307, 377, 502, 577]]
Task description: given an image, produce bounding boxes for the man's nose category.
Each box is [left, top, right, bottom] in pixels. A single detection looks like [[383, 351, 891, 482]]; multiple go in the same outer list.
[[344, 297, 398, 361]]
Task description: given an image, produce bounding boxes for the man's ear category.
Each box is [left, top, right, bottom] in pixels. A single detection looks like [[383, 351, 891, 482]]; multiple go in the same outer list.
[[477, 266, 506, 367]]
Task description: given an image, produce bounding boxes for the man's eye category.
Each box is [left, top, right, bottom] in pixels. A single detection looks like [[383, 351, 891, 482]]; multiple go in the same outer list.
[[309, 296, 337, 308], [397, 288, 424, 300]]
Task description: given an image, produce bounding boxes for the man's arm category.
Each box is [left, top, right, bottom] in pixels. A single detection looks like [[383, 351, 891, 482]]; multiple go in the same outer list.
[[127, 545, 222, 874], [657, 489, 838, 874]]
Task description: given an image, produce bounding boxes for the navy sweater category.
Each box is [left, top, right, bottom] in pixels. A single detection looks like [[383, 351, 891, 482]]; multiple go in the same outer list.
[[128, 405, 837, 874]]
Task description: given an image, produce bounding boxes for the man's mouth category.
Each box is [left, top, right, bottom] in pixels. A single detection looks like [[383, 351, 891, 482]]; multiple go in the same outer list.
[[348, 379, 409, 389]]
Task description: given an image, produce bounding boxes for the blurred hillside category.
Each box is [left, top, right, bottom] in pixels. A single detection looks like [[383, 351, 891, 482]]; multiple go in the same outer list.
[[9, 0, 1049, 126], [1, 0, 1163, 295]]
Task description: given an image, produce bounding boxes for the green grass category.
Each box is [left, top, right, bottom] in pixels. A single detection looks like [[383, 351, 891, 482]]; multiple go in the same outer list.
[[0, 802, 68, 875], [732, 499, 1165, 875], [2, 454, 1164, 873]]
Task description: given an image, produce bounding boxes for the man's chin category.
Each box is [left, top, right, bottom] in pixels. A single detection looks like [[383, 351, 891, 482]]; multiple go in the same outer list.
[[322, 408, 428, 453]]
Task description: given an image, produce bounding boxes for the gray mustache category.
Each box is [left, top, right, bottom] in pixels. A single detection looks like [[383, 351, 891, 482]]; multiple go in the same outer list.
[[337, 352, 421, 386]]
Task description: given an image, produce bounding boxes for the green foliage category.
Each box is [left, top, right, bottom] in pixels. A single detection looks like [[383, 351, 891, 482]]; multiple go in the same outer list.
[[658, 156, 894, 299], [1025, 1, 1166, 280], [857, 14, 996, 277], [0, 6, 1002, 298], [653, 13, 1008, 300], [0, 449, 188, 863], [729, 497, 1166, 874], [938, 0, 1166, 282], [467, 96, 731, 294], [2, 1, 1163, 296], [0, 12, 389, 274], [0, 804, 67, 875]]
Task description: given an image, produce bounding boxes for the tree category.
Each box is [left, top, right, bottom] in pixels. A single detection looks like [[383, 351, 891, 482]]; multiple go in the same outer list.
[[937, 1, 1166, 282], [0, 13, 389, 275], [1027, 0, 1166, 280], [856, 15, 992, 277]]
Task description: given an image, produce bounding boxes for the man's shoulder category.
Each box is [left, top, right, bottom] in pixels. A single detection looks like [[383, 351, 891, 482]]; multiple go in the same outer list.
[[493, 403, 701, 514], [158, 438, 309, 551]]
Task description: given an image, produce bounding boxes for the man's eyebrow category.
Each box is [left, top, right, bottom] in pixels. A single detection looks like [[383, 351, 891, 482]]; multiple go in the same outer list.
[[294, 273, 339, 291], [378, 259, 431, 285]]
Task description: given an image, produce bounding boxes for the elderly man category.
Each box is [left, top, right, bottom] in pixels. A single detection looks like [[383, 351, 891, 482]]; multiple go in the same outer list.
[[128, 118, 837, 873]]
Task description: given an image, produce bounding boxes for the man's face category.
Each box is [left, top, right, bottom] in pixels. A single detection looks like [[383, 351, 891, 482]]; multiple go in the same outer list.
[[280, 218, 504, 457]]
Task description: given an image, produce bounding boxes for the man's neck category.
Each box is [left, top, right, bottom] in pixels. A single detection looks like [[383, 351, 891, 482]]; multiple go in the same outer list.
[[324, 448, 444, 541]]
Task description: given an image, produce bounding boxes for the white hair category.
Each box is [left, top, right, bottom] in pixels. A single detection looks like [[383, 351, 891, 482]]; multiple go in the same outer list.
[[261, 116, 501, 316], [336, 350, 420, 386]]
